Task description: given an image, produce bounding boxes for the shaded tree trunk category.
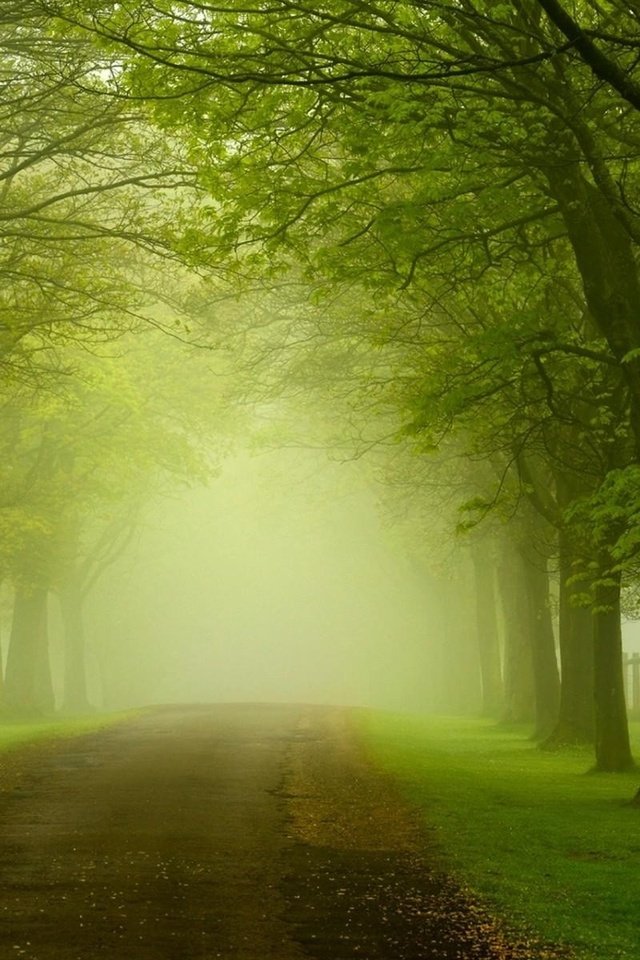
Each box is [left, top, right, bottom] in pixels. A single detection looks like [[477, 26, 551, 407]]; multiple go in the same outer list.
[[440, 576, 483, 714], [59, 573, 91, 714], [543, 529, 595, 747], [498, 545, 535, 724], [4, 585, 54, 716], [520, 545, 560, 740], [593, 556, 634, 771], [471, 547, 503, 716]]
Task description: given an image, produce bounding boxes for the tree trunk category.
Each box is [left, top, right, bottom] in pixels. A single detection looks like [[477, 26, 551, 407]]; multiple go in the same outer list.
[[547, 163, 640, 455], [4, 585, 55, 716], [59, 574, 91, 714], [471, 547, 503, 716], [593, 557, 634, 771], [542, 529, 595, 747], [0, 618, 4, 708], [440, 575, 483, 714], [498, 545, 535, 724], [521, 546, 560, 740]]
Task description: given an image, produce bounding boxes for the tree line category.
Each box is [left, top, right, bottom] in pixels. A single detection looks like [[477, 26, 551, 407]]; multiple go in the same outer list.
[[0, 4, 233, 716], [2, 1, 640, 772]]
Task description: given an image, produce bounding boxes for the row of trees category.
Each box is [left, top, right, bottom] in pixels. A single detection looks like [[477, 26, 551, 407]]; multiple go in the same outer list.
[[0, 4, 234, 715], [43, 0, 639, 771], [0, 327, 233, 715], [2, 1, 640, 772]]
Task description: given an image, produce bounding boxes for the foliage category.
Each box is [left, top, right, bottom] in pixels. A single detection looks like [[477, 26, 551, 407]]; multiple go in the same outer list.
[[24, 2, 634, 573], [0, 328, 231, 593], [564, 467, 640, 607], [7, 1, 639, 766], [0, 0, 201, 382]]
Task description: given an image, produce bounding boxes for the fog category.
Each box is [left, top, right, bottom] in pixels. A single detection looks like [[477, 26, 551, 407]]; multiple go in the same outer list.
[[83, 448, 448, 712]]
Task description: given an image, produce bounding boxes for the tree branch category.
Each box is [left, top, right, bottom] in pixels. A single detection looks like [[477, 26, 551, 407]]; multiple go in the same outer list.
[[536, 0, 640, 111]]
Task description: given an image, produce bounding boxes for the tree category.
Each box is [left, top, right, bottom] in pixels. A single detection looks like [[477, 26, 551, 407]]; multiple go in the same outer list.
[[0, 0, 199, 385], [471, 541, 503, 717], [0, 323, 234, 715], [44, 1, 640, 455]]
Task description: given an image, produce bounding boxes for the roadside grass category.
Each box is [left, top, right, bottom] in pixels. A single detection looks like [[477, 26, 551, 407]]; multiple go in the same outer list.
[[357, 712, 640, 960], [0, 710, 141, 755]]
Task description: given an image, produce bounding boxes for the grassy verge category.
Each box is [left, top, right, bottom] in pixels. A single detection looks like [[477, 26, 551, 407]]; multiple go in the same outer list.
[[0, 710, 141, 755], [357, 712, 640, 960]]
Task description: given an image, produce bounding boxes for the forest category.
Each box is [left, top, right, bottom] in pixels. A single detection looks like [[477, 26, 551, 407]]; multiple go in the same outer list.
[[2, 0, 636, 761], [1, 3, 640, 959]]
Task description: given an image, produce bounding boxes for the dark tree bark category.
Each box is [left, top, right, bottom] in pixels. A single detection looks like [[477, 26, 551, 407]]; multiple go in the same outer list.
[[498, 544, 535, 724], [519, 544, 560, 740], [471, 547, 503, 717], [59, 571, 91, 714], [593, 556, 634, 771], [4, 585, 55, 716], [542, 528, 595, 747]]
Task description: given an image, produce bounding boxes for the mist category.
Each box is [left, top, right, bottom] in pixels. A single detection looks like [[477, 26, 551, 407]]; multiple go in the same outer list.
[[5, 6, 640, 959], [82, 448, 445, 713]]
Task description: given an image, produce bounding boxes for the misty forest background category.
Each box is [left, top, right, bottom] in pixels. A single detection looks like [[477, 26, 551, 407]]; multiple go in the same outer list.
[[3, 0, 640, 776]]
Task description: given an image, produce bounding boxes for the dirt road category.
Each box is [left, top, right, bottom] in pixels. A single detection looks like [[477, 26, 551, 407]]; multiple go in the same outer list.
[[0, 704, 555, 959]]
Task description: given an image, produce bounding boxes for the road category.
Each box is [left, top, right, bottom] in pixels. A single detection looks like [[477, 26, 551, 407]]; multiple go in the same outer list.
[[0, 704, 553, 959]]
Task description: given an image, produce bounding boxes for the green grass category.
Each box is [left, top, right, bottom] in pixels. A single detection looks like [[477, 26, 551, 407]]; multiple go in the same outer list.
[[357, 712, 640, 960], [0, 710, 140, 755]]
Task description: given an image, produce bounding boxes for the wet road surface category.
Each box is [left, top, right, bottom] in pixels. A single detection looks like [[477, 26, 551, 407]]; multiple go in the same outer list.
[[0, 704, 561, 959]]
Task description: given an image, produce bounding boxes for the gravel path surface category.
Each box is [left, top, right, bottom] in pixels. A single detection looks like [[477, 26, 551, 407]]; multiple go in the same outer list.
[[0, 704, 563, 959]]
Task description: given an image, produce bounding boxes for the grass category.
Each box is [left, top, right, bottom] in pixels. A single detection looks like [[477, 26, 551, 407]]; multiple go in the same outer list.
[[357, 711, 640, 960], [0, 710, 140, 755]]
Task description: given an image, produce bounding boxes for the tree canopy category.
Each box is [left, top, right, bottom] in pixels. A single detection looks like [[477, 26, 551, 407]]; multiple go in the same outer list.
[[0, 1, 639, 769]]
